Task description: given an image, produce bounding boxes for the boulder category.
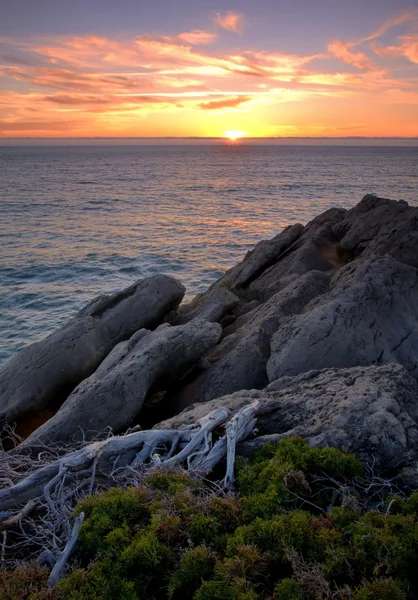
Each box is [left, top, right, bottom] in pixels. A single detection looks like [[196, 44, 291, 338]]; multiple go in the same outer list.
[[156, 364, 418, 472], [22, 320, 222, 446], [216, 223, 304, 289], [175, 285, 239, 325], [267, 256, 418, 381], [0, 275, 185, 425], [333, 195, 418, 267], [248, 207, 348, 300], [166, 271, 331, 414]]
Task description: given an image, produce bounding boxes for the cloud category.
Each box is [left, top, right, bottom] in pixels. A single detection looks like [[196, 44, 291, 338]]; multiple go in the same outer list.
[[178, 30, 217, 45], [198, 95, 252, 110], [214, 12, 245, 34], [372, 35, 418, 65], [0, 54, 31, 66], [328, 40, 375, 71], [0, 9, 417, 138], [359, 9, 418, 43]]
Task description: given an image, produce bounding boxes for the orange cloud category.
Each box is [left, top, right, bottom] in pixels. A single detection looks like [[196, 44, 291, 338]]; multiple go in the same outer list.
[[0, 9, 417, 138], [328, 40, 375, 71], [214, 11, 245, 34], [359, 9, 418, 43], [178, 30, 217, 45], [372, 35, 418, 65], [198, 95, 252, 110]]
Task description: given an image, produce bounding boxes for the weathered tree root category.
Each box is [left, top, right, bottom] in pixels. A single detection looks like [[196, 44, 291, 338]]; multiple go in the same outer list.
[[0, 401, 259, 578]]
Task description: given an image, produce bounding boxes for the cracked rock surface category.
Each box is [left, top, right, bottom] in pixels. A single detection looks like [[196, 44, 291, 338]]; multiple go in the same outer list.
[[0, 274, 185, 425], [156, 364, 418, 472], [21, 319, 222, 446], [267, 256, 418, 381]]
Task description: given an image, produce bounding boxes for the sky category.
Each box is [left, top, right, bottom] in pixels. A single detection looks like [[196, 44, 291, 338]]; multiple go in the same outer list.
[[0, 0, 418, 138]]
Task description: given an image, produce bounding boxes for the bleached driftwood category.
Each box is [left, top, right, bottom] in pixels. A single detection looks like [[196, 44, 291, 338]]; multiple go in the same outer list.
[[47, 512, 85, 586], [0, 401, 259, 575]]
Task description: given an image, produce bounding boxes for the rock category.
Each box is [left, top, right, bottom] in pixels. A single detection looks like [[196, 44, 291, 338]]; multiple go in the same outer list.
[[156, 364, 418, 472], [21, 320, 222, 446], [166, 271, 331, 414], [333, 195, 418, 267], [248, 208, 348, 300], [217, 223, 304, 289], [0, 275, 185, 426], [267, 256, 418, 381], [176, 285, 239, 325]]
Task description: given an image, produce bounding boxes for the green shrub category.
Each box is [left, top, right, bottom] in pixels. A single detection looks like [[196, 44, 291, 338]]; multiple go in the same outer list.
[[352, 578, 406, 599], [6, 438, 418, 600], [236, 438, 362, 520], [273, 578, 303, 600], [194, 577, 259, 600], [168, 547, 216, 599]]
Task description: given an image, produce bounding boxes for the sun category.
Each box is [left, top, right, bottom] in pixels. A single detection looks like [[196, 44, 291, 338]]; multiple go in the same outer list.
[[225, 130, 245, 141]]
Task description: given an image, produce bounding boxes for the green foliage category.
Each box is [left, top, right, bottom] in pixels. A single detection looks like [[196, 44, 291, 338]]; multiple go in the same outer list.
[[168, 547, 216, 599], [194, 577, 259, 600], [273, 578, 303, 599], [8, 439, 418, 599], [352, 578, 406, 599], [236, 438, 362, 520]]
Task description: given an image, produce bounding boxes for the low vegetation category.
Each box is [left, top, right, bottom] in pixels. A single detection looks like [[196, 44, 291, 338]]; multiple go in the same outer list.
[[2, 438, 418, 599]]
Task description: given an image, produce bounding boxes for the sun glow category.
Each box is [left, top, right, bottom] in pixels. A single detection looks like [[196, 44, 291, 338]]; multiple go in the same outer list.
[[225, 130, 245, 141]]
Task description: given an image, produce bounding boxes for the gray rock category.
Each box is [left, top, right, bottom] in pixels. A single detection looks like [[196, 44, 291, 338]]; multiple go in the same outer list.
[[249, 208, 347, 300], [215, 223, 304, 289], [0, 275, 185, 425], [156, 364, 418, 472], [176, 286, 239, 325], [333, 195, 418, 267], [22, 320, 222, 446], [167, 271, 331, 414], [267, 256, 418, 381]]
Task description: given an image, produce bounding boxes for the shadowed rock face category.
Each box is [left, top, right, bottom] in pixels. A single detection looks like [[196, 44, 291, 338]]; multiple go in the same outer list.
[[267, 256, 418, 381], [0, 274, 185, 425], [21, 320, 222, 446], [166, 270, 331, 414], [156, 364, 418, 473], [162, 195, 418, 415]]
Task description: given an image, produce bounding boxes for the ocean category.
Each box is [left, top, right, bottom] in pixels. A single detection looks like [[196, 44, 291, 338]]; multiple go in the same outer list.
[[1, 143, 417, 367]]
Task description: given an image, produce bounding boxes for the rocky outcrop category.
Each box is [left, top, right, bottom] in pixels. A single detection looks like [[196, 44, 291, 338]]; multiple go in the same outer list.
[[167, 270, 331, 414], [156, 364, 418, 472], [175, 285, 239, 325], [334, 195, 418, 267], [5, 194, 418, 475], [267, 256, 418, 381], [22, 320, 222, 446], [0, 275, 185, 425]]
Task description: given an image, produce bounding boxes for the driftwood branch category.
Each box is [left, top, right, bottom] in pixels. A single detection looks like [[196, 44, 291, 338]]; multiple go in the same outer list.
[[0, 401, 260, 572], [47, 512, 85, 586]]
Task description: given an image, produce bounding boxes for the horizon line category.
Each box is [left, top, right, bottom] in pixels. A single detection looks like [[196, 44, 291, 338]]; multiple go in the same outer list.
[[1, 136, 418, 140]]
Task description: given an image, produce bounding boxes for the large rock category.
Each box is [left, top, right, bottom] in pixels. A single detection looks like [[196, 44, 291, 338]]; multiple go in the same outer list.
[[217, 223, 304, 289], [249, 207, 347, 300], [156, 364, 418, 472], [0, 275, 185, 425], [22, 320, 222, 446], [334, 195, 418, 267], [194, 197, 418, 305], [267, 256, 418, 381], [167, 271, 331, 414], [175, 285, 240, 325]]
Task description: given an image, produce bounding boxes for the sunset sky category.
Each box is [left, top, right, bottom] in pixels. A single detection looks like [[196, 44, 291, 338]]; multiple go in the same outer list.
[[1, 0, 418, 138]]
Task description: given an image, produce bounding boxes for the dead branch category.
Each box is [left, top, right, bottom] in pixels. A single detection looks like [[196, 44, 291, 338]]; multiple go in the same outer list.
[[0, 400, 260, 574]]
